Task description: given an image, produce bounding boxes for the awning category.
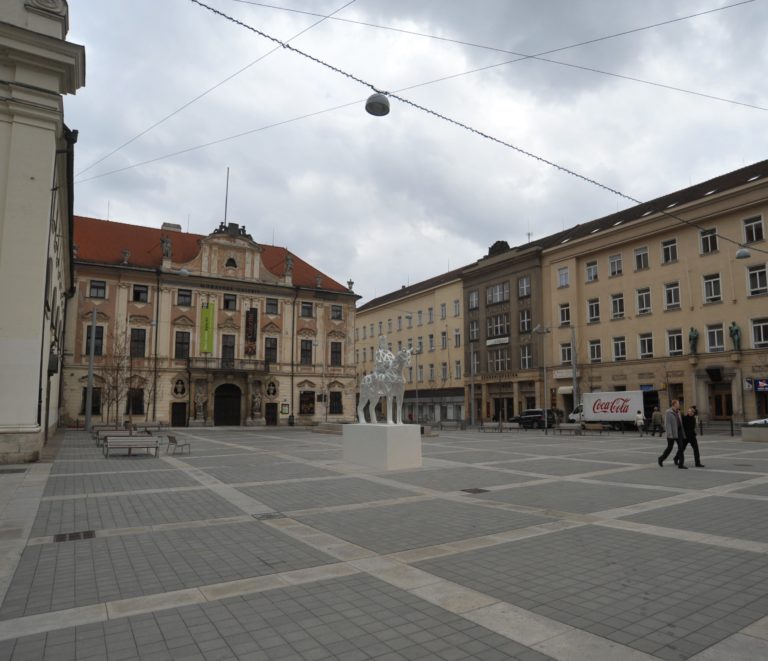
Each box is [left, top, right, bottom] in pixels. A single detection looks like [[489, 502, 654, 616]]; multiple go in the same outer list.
[[557, 386, 573, 395]]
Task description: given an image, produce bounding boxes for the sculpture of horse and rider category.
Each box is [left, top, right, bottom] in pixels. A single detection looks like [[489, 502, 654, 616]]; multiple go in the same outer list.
[[357, 340, 413, 425]]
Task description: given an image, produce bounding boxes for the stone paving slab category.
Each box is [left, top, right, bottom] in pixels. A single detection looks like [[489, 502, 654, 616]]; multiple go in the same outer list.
[[426, 450, 536, 464], [0, 521, 336, 620], [590, 466, 758, 489], [381, 466, 539, 491], [49, 458, 167, 475], [415, 525, 768, 661], [198, 462, 340, 484], [235, 477, 419, 512], [490, 458, 636, 476], [30, 489, 243, 537], [42, 470, 200, 497], [469, 480, 681, 514], [295, 499, 554, 554], [623, 495, 768, 543]]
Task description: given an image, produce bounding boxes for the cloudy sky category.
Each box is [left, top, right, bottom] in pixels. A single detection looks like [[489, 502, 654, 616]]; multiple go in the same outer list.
[[65, 0, 768, 304]]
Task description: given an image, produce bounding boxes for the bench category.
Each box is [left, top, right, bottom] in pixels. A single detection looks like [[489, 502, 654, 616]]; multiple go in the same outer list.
[[553, 423, 582, 436], [103, 436, 160, 457], [480, 422, 521, 432], [96, 428, 151, 447], [582, 423, 607, 434], [166, 435, 190, 455]]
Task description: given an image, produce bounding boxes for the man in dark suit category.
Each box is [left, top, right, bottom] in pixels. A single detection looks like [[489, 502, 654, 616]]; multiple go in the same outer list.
[[658, 400, 687, 469]]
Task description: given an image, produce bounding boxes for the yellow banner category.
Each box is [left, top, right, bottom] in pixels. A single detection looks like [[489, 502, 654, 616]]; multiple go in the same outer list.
[[200, 304, 215, 353]]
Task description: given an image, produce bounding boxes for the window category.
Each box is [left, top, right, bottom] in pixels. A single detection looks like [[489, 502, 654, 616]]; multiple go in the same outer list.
[[428, 334, 435, 351], [661, 239, 678, 264], [427, 307, 434, 323], [453, 299, 460, 316], [586, 261, 598, 282], [486, 282, 509, 304], [487, 314, 509, 338], [300, 339, 313, 365], [609, 254, 623, 277], [300, 302, 313, 317], [330, 341, 342, 366], [664, 282, 681, 310], [80, 387, 101, 415], [469, 320, 479, 341], [387, 319, 392, 333], [417, 336, 423, 352], [417, 365, 423, 382], [518, 275, 531, 298], [700, 228, 718, 254], [488, 348, 509, 372], [455, 360, 462, 379], [753, 318, 768, 348], [361, 348, 366, 362], [85, 325, 103, 356], [468, 291, 479, 310], [441, 331, 448, 349], [222, 335, 235, 366], [331, 305, 343, 320], [225, 257, 237, 268], [520, 344, 532, 369], [454, 328, 461, 348], [89, 280, 106, 298], [637, 287, 651, 314], [223, 294, 236, 311], [132, 284, 148, 302], [126, 388, 144, 415], [177, 289, 192, 306], [299, 391, 315, 415], [558, 267, 570, 287], [634, 247, 649, 271], [369, 323, 374, 336], [589, 339, 602, 363], [560, 343, 572, 364], [611, 294, 624, 320], [441, 362, 448, 380], [587, 298, 600, 323], [639, 333, 654, 359], [265, 298, 279, 315], [329, 391, 343, 414], [703, 274, 722, 303], [667, 329, 683, 356], [428, 364, 435, 381], [417, 310, 423, 326], [748, 265, 768, 296], [406, 315, 413, 329], [519, 309, 531, 333], [440, 303, 446, 320], [264, 337, 278, 363], [559, 303, 571, 326], [361, 326, 366, 340], [707, 324, 724, 352], [744, 216, 764, 243], [613, 336, 626, 361], [175, 331, 190, 359], [395, 316, 401, 331]]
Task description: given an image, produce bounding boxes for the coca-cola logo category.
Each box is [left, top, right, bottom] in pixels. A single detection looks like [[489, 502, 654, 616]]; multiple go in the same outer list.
[[592, 397, 631, 414]]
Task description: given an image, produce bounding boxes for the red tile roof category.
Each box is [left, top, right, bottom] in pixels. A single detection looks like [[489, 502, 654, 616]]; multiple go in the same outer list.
[[73, 216, 349, 292]]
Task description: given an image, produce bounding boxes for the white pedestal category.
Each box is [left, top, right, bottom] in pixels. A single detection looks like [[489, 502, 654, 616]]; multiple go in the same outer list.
[[343, 424, 422, 470]]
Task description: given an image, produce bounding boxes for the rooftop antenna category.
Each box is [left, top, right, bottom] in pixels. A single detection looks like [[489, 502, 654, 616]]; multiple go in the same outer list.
[[224, 167, 230, 222], [106, 200, 110, 220], [186, 214, 190, 233]]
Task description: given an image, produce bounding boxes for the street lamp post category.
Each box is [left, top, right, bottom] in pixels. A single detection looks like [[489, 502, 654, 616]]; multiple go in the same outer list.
[[533, 325, 551, 435]]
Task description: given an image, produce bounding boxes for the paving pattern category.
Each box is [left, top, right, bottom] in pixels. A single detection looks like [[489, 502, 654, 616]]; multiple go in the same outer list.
[[0, 426, 767, 660]]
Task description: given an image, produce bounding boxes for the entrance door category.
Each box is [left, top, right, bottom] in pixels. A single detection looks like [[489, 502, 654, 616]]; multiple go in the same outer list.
[[214, 384, 241, 425], [709, 384, 733, 420], [171, 402, 187, 427], [265, 402, 278, 425]]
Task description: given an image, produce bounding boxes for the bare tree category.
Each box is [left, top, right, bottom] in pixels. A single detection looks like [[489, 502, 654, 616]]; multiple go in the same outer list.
[[98, 325, 130, 427]]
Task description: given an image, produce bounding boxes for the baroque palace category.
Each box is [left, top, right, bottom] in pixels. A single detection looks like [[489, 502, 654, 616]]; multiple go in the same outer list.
[[62, 218, 359, 429]]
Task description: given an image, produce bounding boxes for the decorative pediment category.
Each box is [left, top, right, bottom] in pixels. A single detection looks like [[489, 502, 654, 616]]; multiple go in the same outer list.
[[297, 380, 317, 389], [82, 310, 109, 322], [262, 321, 281, 333], [328, 330, 346, 340], [220, 318, 240, 331], [78, 374, 105, 385], [298, 328, 317, 338], [129, 314, 152, 325], [328, 380, 345, 390], [173, 314, 195, 327]]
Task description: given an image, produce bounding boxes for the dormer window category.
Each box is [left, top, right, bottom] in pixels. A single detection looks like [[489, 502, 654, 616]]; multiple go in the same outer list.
[[225, 257, 237, 268]]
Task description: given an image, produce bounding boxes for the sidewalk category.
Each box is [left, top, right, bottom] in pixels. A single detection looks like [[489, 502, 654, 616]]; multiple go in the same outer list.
[[0, 427, 766, 660]]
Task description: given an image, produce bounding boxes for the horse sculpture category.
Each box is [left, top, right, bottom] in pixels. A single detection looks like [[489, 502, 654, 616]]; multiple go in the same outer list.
[[357, 346, 413, 424]]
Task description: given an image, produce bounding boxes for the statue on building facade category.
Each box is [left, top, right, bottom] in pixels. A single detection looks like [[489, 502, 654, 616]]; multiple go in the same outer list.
[[729, 321, 741, 351], [357, 338, 412, 424], [689, 327, 699, 354]]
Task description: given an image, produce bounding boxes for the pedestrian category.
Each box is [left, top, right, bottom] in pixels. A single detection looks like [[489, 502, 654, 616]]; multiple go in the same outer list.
[[658, 399, 687, 469], [635, 410, 645, 436], [650, 406, 664, 436], [677, 406, 704, 467]]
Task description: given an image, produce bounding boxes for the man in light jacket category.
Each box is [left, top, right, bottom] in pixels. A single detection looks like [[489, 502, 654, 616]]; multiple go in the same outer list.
[[658, 399, 687, 469]]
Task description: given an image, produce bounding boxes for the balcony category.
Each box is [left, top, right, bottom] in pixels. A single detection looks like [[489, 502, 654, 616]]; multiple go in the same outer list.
[[187, 357, 270, 372]]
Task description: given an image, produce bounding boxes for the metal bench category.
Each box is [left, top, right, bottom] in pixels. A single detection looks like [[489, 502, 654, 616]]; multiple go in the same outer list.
[[553, 423, 582, 436], [582, 423, 607, 434], [103, 436, 160, 457], [166, 435, 190, 455]]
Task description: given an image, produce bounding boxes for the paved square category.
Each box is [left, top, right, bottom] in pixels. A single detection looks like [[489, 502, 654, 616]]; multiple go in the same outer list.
[[415, 525, 768, 660], [490, 458, 635, 476], [43, 470, 199, 497], [197, 461, 339, 484], [382, 466, 537, 491], [295, 499, 554, 554]]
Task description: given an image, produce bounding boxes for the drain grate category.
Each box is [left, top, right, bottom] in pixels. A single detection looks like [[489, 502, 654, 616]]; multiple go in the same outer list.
[[461, 488, 489, 494], [0, 469, 27, 474], [253, 513, 286, 520], [53, 530, 96, 543]]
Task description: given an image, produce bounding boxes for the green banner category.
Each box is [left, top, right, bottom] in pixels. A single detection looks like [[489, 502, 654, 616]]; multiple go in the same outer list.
[[200, 304, 215, 353]]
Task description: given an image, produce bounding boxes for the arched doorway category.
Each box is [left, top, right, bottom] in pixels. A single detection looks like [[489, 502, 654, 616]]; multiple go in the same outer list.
[[214, 384, 241, 426]]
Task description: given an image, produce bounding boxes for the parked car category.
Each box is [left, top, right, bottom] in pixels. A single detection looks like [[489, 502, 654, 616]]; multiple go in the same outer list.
[[520, 408, 557, 429], [747, 418, 768, 425]]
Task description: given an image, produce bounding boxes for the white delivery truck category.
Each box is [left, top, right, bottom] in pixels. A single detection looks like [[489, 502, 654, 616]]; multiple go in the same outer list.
[[571, 390, 661, 430]]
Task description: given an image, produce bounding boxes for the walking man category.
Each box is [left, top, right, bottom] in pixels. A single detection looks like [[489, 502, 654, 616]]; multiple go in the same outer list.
[[658, 400, 687, 469], [650, 406, 664, 436]]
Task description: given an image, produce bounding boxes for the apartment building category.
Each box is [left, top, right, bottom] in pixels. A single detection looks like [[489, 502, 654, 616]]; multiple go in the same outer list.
[[356, 269, 466, 423], [541, 161, 768, 422], [63, 217, 359, 427]]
